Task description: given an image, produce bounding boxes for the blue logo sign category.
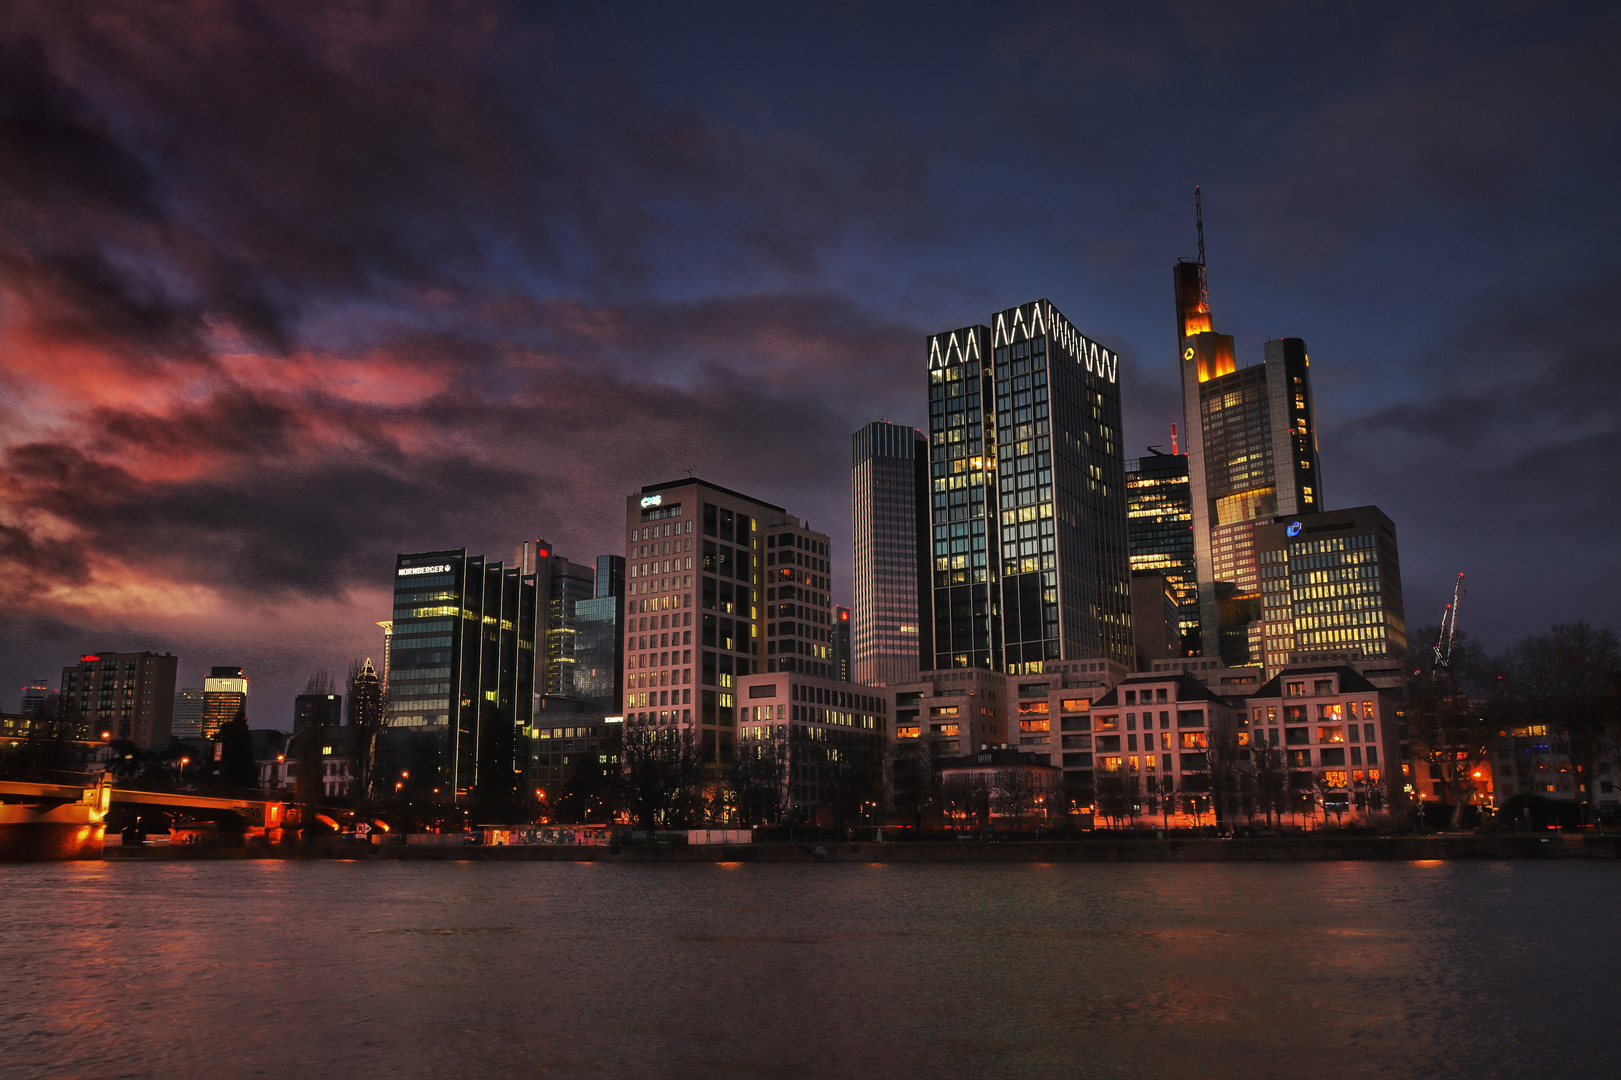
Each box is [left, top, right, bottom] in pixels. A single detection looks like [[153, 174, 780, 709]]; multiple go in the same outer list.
[[1286, 521, 1303, 537]]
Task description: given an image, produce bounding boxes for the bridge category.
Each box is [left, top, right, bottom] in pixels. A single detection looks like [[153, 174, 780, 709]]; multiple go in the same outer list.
[[0, 776, 289, 859]]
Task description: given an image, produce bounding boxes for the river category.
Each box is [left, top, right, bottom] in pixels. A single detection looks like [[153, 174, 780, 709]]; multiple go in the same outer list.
[[1, 859, 1616, 1079]]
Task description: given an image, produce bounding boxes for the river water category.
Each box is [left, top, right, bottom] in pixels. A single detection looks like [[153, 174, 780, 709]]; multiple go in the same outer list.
[[1, 859, 1616, 1079]]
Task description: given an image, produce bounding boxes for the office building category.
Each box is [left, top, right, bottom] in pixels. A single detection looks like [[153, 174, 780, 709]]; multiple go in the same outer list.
[[1129, 571, 1181, 670], [375, 621, 393, 690], [573, 555, 626, 711], [387, 549, 538, 800], [293, 693, 343, 734], [850, 421, 930, 685], [349, 659, 383, 729], [18, 681, 51, 717], [516, 540, 598, 699], [622, 477, 833, 763], [58, 651, 178, 747], [1252, 506, 1407, 678], [925, 300, 1133, 675], [1174, 250, 1323, 666], [1126, 450, 1199, 653], [734, 670, 891, 824], [833, 605, 852, 683], [172, 687, 206, 740], [200, 666, 248, 739]]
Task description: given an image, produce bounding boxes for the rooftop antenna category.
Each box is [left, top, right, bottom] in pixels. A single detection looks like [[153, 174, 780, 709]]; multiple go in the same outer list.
[[684, 468, 695, 478], [1195, 185, 1209, 314]]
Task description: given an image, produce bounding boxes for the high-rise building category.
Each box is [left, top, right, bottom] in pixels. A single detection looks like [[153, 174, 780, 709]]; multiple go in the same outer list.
[[622, 477, 834, 763], [925, 300, 1133, 675], [850, 420, 930, 685], [573, 555, 625, 710], [293, 693, 343, 734], [172, 687, 206, 740], [59, 652, 178, 746], [348, 659, 383, 729], [200, 666, 248, 739], [386, 550, 538, 800], [833, 605, 852, 683], [375, 621, 393, 691], [1175, 251, 1322, 666], [1253, 506, 1407, 678], [1126, 451, 1199, 653], [515, 540, 598, 699], [19, 681, 50, 717]]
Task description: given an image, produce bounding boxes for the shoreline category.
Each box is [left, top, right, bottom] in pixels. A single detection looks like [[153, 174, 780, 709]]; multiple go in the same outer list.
[[97, 834, 1621, 863]]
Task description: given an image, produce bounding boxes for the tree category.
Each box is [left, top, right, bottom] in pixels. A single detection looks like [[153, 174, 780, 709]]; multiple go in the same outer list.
[[817, 735, 886, 834], [1499, 622, 1621, 824], [616, 717, 703, 831], [1402, 666, 1498, 830], [728, 732, 789, 827], [890, 741, 939, 831], [994, 767, 1042, 831], [1094, 769, 1132, 830], [1249, 740, 1289, 829]]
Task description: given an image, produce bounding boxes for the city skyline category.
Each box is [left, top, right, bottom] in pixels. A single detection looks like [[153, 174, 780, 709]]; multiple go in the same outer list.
[[2, 4, 1618, 719]]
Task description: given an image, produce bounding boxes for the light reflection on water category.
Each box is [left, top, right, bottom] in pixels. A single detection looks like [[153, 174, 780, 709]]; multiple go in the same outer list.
[[0, 860, 1616, 1079]]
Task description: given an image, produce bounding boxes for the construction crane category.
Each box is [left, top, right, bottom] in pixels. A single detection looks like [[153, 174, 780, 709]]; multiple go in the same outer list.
[[1432, 572, 1466, 670]]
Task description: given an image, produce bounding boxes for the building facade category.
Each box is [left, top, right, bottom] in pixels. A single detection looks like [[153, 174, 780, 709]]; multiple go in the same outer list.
[[200, 666, 248, 739], [293, 693, 343, 734], [734, 670, 890, 824], [622, 478, 835, 764], [386, 549, 539, 801], [925, 300, 1133, 676], [1252, 507, 1407, 678], [850, 420, 930, 685], [1126, 451, 1199, 653], [58, 652, 178, 747], [1175, 256, 1323, 666]]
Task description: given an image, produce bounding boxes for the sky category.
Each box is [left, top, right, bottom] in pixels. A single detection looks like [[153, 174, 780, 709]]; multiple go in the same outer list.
[[2, 1, 1618, 725]]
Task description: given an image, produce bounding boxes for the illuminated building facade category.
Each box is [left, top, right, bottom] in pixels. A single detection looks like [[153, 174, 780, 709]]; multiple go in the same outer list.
[[1175, 258, 1322, 666], [1252, 507, 1407, 678], [1126, 452, 1199, 653], [514, 541, 597, 700], [926, 300, 1133, 676], [386, 549, 538, 800], [850, 421, 930, 686], [59, 651, 178, 746], [1246, 664, 1401, 822], [735, 670, 891, 822], [624, 478, 832, 764], [200, 666, 248, 739]]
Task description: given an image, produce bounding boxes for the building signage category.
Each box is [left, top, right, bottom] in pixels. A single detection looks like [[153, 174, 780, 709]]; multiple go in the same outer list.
[[1286, 521, 1303, 537], [640, 494, 663, 508], [398, 564, 452, 576]]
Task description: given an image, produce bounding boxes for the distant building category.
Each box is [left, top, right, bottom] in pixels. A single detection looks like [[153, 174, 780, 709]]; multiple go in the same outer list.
[[348, 659, 383, 730], [172, 687, 206, 740], [850, 420, 930, 685], [18, 681, 51, 717], [573, 555, 625, 711], [517, 540, 598, 699], [890, 667, 1011, 760], [293, 693, 342, 734], [1129, 571, 1181, 671], [529, 696, 614, 797], [1126, 451, 1199, 653], [200, 666, 248, 739], [59, 652, 178, 747], [937, 746, 1063, 829], [833, 605, 852, 683], [734, 670, 890, 825]]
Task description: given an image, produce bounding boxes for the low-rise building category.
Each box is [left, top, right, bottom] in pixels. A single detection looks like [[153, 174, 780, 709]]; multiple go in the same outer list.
[[735, 671, 890, 825], [937, 746, 1062, 830]]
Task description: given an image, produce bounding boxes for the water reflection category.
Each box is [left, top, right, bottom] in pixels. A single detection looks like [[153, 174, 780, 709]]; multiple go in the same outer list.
[[0, 861, 1615, 1079]]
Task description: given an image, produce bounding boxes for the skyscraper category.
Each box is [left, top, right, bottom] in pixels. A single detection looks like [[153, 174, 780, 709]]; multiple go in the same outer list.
[[925, 300, 1133, 675], [623, 477, 833, 763], [58, 652, 178, 746], [850, 420, 929, 685], [1175, 248, 1322, 666], [1126, 450, 1199, 653], [172, 687, 206, 740], [515, 541, 598, 699], [833, 605, 852, 683], [386, 550, 538, 800], [293, 693, 342, 734], [200, 666, 248, 739], [1253, 506, 1407, 677], [573, 555, 625, 710]]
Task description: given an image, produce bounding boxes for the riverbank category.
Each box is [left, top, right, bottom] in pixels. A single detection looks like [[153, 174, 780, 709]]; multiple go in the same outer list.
[[100, 834, 1621, 862]]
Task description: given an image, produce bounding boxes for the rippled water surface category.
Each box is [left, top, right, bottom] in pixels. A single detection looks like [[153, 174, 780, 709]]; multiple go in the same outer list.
[[1, 859, 1617, 1079]]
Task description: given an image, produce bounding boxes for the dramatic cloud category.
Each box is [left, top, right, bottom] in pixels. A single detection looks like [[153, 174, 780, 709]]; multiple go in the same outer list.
[[1, 1, 1615, 716]]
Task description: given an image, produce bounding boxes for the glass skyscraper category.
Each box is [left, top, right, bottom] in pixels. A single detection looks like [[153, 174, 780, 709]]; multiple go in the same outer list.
[[925, 299, 1133, 674], [850, 420, 929, 685], [1175, 258, 1322, 666], [572, 555, 625, 710], [1126, 451, 1199, 654], [387, 550, 538, 801]]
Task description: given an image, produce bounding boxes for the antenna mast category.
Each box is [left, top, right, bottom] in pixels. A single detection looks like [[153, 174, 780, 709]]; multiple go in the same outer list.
[[1194, 185, 1208, 313]]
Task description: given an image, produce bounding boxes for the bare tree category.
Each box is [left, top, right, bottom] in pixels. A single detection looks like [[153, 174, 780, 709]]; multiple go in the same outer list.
[[995, 767, 1041, 831], [728, 732, 789, 827], [1403, 667, 1497, 830], [1249, 740, 1289, 829], [616, 717, 704, 831]]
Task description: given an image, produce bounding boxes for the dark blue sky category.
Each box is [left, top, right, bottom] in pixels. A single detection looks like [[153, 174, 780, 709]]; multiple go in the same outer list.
[[2, 1, 1616, 721]]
